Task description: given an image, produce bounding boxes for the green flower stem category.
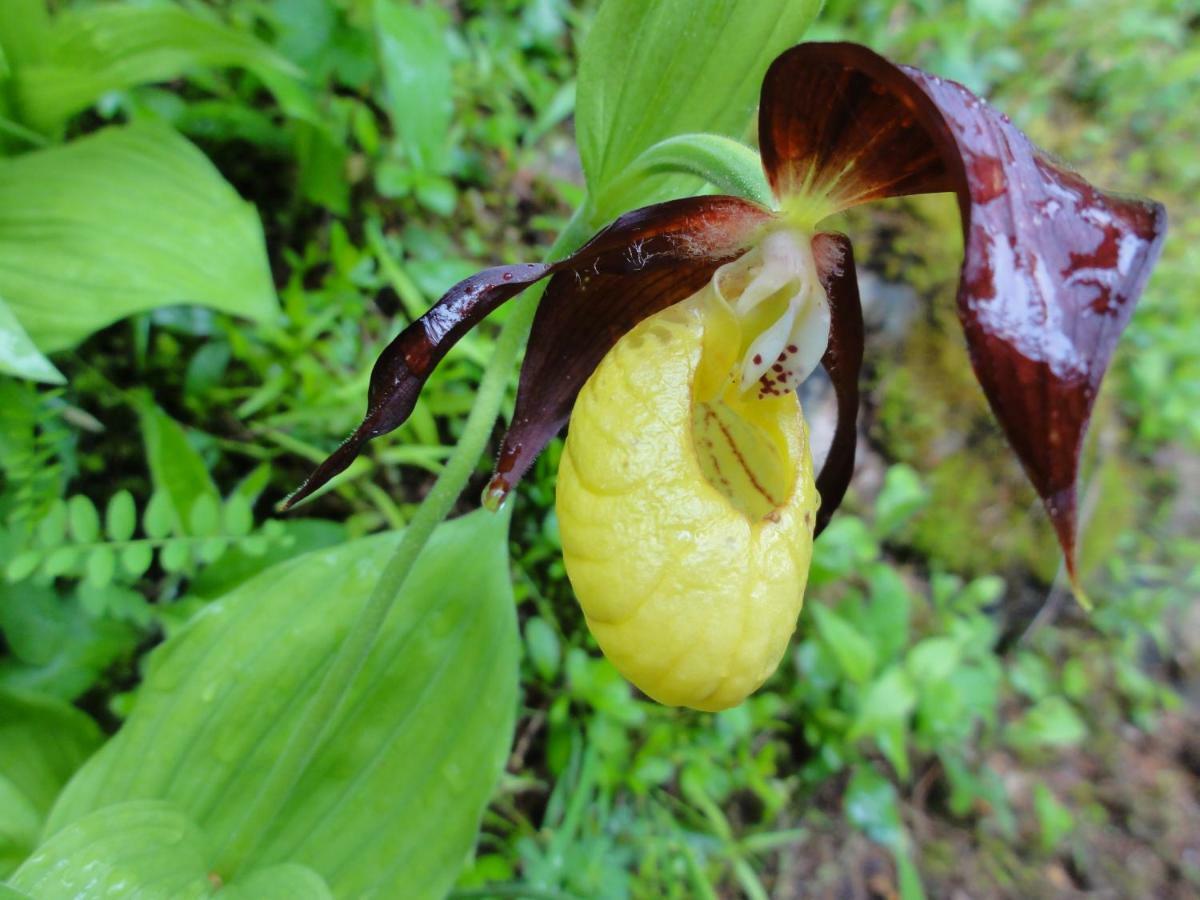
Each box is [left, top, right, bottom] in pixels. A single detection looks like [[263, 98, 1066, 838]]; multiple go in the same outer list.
[[214, 204, 594, 876]]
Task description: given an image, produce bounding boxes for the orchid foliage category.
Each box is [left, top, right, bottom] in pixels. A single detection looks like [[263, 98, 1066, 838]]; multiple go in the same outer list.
[[288, 42, 1164, 712]]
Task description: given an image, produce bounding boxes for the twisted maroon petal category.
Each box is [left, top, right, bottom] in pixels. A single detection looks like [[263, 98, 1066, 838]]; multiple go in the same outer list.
[[281, 264, 550, 510], [810, 232, 864, 537], [761, 43, 1167, 586]]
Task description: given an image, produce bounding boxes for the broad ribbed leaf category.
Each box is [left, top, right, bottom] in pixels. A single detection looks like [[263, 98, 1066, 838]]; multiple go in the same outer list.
[[11, 801, 331, 900], [0, 123, 277, 353], [577, 0, 820, 216], [0, 691, 101, 877], [11, 5, 302, 133], [759, 44, 1166, 583], [46, 511, 518, 899], [11, 801, 212, 900]]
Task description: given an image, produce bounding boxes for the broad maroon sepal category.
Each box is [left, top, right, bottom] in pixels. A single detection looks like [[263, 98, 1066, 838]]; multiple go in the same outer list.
[[810, 232, 864, 537], [763, 43, 1167, 582]]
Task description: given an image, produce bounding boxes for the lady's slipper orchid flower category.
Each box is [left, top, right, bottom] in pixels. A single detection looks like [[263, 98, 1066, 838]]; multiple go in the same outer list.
[[285, 44, 1165, 711]]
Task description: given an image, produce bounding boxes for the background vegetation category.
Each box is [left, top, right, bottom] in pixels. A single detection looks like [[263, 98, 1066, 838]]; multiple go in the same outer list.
[[1, 0, 1197, 897]]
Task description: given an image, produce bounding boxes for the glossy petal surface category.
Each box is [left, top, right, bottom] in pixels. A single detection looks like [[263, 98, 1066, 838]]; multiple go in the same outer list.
[[760, 43, 1167, 579], [556, 290, 817, 712]]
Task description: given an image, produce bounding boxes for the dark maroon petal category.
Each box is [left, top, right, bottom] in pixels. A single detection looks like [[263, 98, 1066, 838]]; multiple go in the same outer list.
[[810, 233, 864, 537], [280, 263, 550, 510], [486, 196, 773, 504], [760, 44, 953, 211], [760, 42, 1168, 586]]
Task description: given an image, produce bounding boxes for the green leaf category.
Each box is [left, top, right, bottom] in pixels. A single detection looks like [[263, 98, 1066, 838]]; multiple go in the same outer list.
[[220, 495, 253, 538], [373, 0, 452, 175], [11, 5, 303, 133], [0, 297, 63, 384], [4, 552, 41, 584], [120, 543, 153, 580], [905, 637, 962, 685], [47, 511, 519, 898], [82, 548, 115, 589], [576, 0, 820, 215], [1032, 783, 1075, 853], [1006, 696, 1087, 750], [187, 495, 221, 538], [134, 397, 221, 535], [104, 491, 136, 543], [874, 464, 930, 538], [811, 604, 877, 685], [10, 800, 212, 899], [848, 665, 917, 743], [0, 584, 137, 701], [66, 496, 99, 544], [0, 123, 277, 353], [0, 690, 101, 877], [844, 767, 926, 900], [142, 492, 174, 540], [524, 617, 561, 680]]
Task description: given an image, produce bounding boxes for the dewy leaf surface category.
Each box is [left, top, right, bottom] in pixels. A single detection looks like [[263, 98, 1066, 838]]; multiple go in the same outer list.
[[46, 511, 518, 899], [0, 123, 277, 353], [11, 801, 213, 900], [576, 0, 820, 216], [758, 43, 1166, 580], [11, 800, 332, 900]]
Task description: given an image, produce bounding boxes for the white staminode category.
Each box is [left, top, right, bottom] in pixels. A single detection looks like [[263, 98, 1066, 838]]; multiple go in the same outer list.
[[712, 229, 831, 398]]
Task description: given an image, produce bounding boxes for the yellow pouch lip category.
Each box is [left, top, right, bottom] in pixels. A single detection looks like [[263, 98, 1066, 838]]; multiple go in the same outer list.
[[556, 285, 818, 712]]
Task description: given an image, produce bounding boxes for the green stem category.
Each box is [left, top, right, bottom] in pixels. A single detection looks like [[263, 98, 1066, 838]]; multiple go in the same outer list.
[[213, 204, 594, 876]]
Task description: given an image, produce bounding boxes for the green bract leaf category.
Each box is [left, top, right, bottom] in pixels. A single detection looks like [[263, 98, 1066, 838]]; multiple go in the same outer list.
[[576, 0, 819, 215], [0, 690, 101, 877], [0, 298, 63, 384], [11, 5, 303, 133], [612, 133, 774, 210], [0, 123, 277, 353], [47, 511, 519, 898]]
